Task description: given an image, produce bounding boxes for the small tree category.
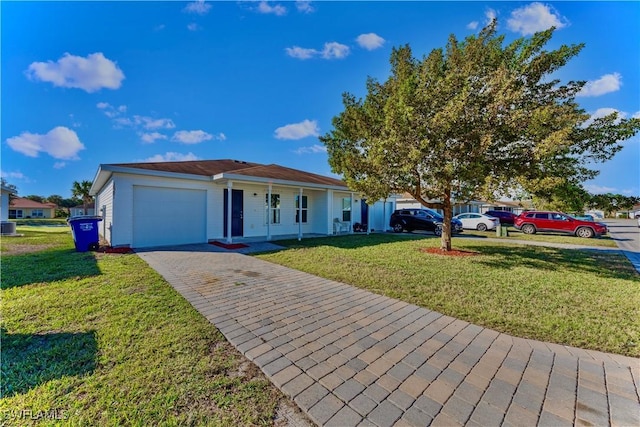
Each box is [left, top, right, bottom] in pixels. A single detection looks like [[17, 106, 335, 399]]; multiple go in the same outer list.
[[1, 178, 18, 204], [321, 21, 640, 250], [71, 180, 93, 215]]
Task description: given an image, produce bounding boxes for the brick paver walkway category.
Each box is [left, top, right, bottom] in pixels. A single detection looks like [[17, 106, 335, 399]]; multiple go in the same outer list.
[[137, 245, 639, 426]]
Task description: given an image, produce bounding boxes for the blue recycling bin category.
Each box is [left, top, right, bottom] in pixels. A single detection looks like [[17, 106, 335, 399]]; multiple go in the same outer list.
[[68, 216, 102, 252]]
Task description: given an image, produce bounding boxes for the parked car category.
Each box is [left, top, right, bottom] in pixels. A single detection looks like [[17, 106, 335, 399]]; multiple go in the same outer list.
[[454, 213, 500, 231], [484, 210, 517, 225], [514, 211, 608, 238], [569, 213, 595, 221], [390, 209, 463, 236]]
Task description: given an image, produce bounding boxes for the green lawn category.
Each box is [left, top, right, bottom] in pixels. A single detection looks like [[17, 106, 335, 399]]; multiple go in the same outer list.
[[1, 228, 285, 426], [460, 228, 618, 247], [257, 234, 640, 357]]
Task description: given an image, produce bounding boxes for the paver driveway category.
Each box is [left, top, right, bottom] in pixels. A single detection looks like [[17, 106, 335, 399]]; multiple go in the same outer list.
[[137, 245, 639, 426]]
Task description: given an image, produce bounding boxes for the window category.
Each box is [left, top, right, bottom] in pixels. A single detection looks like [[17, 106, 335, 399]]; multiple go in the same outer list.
[[265, 194, 280, 224], [32, 209, 44, 218], [534, 213, 549, 219], [342, 198, 351, 222], [295, 195, 308, 223]]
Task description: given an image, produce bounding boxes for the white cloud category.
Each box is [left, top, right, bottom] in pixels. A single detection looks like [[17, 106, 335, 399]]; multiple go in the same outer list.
[[485, 8, 497, 25], [6, 127, 85, 160], [356, 33, 385, 51], [214, 132, 226, 141], [26, 52, 125, 93], [154, 24, 166, 31], [183, 0, 211, 15], [322, 42, 350, 59], [142, 152, 200, 162], [285, 46, 318, 60], [467, 21, 479, 30], [507, 2, 568, 35], [583, 107, 628, 127], [257, 1, 287, 16], [584, 184, 619, 194], [172, 130, 214, 144], [133, 115, 176, 130], [633, 111, 640, 119], [275, 119, 319, 140], [140, 132, 168, 144], [96, 102, 110, 109], [577, 73, 622, 97], [295, 1, 314, 13], [294, 144, 327, 154], [1, 171, 27, 180], [187, 23, 201, 32], [53, 162, 66, 169]]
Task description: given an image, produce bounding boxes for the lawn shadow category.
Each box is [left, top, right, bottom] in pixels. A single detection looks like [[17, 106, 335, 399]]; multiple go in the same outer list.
[[274, 232, 435, 250], [1, 248, 101, 289], [470, 244, 638, 279], [1, 328, 97, 397]]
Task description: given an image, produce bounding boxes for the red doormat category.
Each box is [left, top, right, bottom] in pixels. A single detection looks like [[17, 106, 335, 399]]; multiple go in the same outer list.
[[209, 241, 249, 250]]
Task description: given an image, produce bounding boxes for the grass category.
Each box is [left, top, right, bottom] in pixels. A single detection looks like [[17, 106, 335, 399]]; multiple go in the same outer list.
[[256, 233, 640, 357], [1, 227, 286, 426], [461, 227, 619, 247]]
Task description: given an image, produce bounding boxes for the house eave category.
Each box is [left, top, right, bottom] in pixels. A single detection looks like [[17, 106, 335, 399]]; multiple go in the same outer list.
[[213, 172, 350, 192], [90, 164, 211, 195]]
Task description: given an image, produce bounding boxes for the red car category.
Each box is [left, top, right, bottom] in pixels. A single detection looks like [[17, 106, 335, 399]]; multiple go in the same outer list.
[[514, 211, 608, 238]]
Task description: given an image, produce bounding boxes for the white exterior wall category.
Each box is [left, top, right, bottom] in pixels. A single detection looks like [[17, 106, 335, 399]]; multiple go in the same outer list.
[[95, 179, 114, 244], [238, 184, 329, 238]]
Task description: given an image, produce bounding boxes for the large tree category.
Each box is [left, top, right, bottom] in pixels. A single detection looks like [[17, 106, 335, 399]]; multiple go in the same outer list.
[[320, 21, 640, 250], [71, 180, 93, 215]]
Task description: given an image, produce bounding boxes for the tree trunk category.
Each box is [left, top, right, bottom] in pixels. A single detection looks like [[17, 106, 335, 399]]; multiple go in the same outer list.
[[440, 188, 452, 251]]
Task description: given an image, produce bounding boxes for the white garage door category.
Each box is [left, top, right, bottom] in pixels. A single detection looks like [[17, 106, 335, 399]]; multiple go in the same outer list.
[[133, 186, 206, 248]]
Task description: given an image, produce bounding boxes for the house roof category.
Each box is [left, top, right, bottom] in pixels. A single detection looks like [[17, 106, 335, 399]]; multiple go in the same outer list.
[[10, 197, 57, 209], [91, 159, 348, 194]]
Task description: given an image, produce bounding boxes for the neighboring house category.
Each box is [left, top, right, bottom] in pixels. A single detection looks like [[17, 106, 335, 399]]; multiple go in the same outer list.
[[395, 193, 485, 215], [90, 159, 398, 248], [9, 197, 57, 219], [70, 202, 96, 217], [1, 185, 15, 222], [479, 200, 531, 215]]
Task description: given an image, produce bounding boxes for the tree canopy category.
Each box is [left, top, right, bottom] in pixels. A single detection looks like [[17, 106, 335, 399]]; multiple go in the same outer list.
[[320, 21, 640, 250], [72, 180, 94, 215]]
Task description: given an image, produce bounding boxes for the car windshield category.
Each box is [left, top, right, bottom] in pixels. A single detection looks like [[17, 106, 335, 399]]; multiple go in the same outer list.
[[422, 210, 443, 220]]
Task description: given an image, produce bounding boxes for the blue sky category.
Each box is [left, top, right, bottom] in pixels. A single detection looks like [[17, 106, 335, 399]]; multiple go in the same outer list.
[[2, 1, 639, 199]]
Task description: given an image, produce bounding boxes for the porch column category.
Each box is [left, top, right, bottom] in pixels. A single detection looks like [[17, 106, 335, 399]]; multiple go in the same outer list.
[[298, 187, 303, 241], [383, 198, 387, 232], [267, 183, 272, 241], [367, 200, 371, 235], [226, 181, 232, 244], [327, 190, 333, 235], [350, 192, 354, 233]]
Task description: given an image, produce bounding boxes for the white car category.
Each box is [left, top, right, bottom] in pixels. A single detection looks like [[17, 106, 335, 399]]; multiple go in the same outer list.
[[454, 213, 500, 231]]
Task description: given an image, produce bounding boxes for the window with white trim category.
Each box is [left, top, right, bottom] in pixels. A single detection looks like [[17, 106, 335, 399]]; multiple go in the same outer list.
[[32, 209, 44, 218], [266, 194, 281, 224], [295, 195, 308, 223], [342, 197, 351, 222]]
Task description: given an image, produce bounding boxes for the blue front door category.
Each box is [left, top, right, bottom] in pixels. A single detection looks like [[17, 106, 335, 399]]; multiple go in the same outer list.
[[223, 189, 243, 237]]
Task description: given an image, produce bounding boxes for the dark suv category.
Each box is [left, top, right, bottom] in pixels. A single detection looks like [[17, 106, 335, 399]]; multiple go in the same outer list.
[[514, 211, 608, 238], [390, 209, 463, 236], [484, 210, 517, 225]]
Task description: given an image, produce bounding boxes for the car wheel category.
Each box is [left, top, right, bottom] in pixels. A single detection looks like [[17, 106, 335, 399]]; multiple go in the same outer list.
[[476, 223, 487, 231], [392, 223, 404, 233], [521, 224, 536, 234], [576, 227, 594, 238], [433, 227, 442, 236]]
